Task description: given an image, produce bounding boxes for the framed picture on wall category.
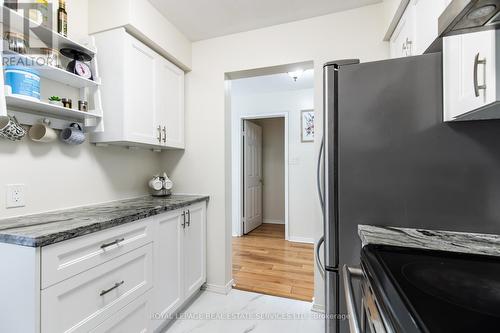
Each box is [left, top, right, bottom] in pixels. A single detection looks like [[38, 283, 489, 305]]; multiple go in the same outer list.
[[301, 110, 315, 142]]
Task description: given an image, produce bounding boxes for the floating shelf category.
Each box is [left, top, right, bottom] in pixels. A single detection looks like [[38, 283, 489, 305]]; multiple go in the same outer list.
[[3, 52, 100, 88], [2, 6, 96, 55], [6, 95, 101, 123]]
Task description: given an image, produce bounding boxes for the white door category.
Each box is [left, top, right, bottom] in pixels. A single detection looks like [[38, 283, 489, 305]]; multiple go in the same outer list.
[[156, 57, 185, 149], [183, 203, 206, 299], [125, 35, 160, 145], [151, 211, 183, 332], [443, 30, 497, 121], [243, 120, 263, 234]]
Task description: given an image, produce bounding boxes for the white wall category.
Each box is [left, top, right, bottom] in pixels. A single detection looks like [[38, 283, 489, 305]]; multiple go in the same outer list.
[[233, 90, 314, 241], [253, 118, 285, 225], [161, 3, 389, 306], [0, 0, 162, 218]]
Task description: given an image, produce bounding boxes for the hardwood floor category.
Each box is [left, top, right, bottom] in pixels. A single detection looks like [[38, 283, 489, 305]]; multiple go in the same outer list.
[[232, 224, 314, 302]]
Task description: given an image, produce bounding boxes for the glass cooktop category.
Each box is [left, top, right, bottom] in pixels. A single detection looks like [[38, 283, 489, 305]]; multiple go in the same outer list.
[[362, 245, 500, 333]]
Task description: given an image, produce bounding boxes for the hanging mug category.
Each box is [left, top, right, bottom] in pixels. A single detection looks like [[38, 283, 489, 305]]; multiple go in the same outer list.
[[0, 115, 26, 141], [61, 123, 85, 145], [29, 121, 57, 143]]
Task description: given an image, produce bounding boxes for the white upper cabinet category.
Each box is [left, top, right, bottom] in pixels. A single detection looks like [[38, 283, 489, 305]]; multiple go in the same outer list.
[[126, 37, 159, 145], [90, 28, 185, 150], [444, 30, 500, 121], [390, 5, 416, 58], [156, 57, 185, 149], [389, 0, 452, 58]]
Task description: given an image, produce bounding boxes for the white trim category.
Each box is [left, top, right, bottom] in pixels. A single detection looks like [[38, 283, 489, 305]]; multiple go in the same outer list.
[[202, 279, 234, 295], [263, 219, 284, 225], [288, 236, 315, 244], [311, 300, 325, 313], [237, 112, 290, 240]]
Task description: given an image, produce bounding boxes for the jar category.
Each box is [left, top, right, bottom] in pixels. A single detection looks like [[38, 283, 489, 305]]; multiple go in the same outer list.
[[61, 98, 72, 109], [3, 32, 28, 54], [29, 48, 62, 68], [78, 100, 88, 112]]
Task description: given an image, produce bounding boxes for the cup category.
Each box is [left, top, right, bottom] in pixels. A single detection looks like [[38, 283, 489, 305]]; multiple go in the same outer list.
[[61, 123, 85, 145], [29, 122, 57, 143], [0, 115, 26, 141]]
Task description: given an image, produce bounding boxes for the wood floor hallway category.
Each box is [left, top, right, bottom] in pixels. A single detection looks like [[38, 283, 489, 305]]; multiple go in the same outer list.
[[232, 224, 314, 301]]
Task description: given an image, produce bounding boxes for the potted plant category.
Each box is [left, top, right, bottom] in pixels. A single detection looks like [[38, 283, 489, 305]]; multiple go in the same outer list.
[[48, 96, 62, 106]]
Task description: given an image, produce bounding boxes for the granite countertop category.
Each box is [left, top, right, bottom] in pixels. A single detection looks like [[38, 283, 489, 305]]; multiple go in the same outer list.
[[0, 195, 209, 247], [358, 225, 500, 257]]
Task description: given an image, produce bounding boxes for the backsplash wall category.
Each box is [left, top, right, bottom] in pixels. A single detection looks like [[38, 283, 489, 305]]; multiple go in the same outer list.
[[0, 0, 162, 218]]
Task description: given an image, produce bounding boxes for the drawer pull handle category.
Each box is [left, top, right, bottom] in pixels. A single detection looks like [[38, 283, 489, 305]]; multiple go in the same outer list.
[[100, 238, 125, 250], [100, 280, 125, 297]]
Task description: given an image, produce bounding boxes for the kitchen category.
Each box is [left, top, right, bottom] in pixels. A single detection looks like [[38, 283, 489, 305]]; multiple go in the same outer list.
[[1, 0, 500, 332]]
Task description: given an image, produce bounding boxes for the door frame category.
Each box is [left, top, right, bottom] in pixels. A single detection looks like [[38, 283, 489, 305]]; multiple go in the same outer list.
[[237, 112, 289, 240]]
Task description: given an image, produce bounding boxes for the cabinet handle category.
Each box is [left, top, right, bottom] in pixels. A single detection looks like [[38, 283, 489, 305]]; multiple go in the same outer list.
[[100, 280, 124, 297], [162, 126, 166, 143], [100, 238, 125, 250], [186, 210, 191, 227], [157, 125, 162, 143], [181, 211, 186, 229], [474, 53, 487, 98]]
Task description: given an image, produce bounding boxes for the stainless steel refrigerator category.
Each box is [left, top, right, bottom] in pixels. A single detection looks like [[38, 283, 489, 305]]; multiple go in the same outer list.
[[319, 52, 500, 333]]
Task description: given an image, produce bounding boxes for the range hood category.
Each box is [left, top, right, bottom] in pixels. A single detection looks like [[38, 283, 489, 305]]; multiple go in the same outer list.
[[439, 0, 500, 37]]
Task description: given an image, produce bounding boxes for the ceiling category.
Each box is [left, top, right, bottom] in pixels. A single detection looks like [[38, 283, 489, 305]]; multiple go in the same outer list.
[[149, 0, 382, 41], [231, 70, 314, 96]]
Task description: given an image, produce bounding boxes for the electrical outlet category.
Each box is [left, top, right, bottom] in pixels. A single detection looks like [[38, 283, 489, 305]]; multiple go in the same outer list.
[[6, 184, 26, 208]]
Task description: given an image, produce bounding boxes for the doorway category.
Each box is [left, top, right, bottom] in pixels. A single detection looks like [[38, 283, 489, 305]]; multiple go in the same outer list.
[[228, 65, 315, 302]]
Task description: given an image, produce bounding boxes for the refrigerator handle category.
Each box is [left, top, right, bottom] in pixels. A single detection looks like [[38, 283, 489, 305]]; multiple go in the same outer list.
[[315, 236, 325, 279], [315, 137, 326, 279], [317, 137, 325, 210]]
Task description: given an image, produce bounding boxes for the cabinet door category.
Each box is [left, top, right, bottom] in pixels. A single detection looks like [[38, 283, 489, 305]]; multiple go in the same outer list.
[[443, 30, 497, 121], [413, 0, 449, 54], [151, 211, 183, 332], [390, 7, 416, 58], [125, 35, 160, 145], [89, 291, 151, 333], [156, 57, 185, 149], [183, 203, 206, 298]]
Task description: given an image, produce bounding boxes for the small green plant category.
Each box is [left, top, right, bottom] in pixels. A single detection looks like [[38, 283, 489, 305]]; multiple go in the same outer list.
[[49, 96, 61, 102]]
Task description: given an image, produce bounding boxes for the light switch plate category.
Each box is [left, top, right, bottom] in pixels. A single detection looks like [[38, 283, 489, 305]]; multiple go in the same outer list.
[[6, 184, 26, 208]]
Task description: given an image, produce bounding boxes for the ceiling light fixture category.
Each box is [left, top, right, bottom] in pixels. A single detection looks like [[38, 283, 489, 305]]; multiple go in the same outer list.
[[288, 69, 304, 82]]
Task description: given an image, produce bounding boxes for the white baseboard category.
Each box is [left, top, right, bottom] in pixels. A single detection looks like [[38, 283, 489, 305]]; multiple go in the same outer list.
[[311, 300, 325, 313], [288, 236, 315, 244], [202, 279, 234, 295], [263, 219, 285, 225]]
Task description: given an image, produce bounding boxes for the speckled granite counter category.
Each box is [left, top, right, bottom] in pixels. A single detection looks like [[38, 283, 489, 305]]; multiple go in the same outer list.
[[358, 225, 500, 257], [0, 195, 209, 247]]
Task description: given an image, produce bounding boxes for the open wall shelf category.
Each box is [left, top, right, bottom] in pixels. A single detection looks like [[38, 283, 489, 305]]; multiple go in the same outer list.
[[0, 5, 104, 134]]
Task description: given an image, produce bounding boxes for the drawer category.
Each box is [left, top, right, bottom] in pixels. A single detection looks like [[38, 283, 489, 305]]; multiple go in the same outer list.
[[42, 218, 153, 289], [41, 243, 153, 333], [90, 290, 152, 333]]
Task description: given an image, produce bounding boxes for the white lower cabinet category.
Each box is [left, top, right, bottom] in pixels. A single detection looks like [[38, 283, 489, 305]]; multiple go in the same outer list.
[[41, 244, 153, 333], [183, 203, 207, 298], [90, 291, 152, 333], [151, 210, 183, 331], [151, 202, 207, 332], [0, 202, 207, 333]]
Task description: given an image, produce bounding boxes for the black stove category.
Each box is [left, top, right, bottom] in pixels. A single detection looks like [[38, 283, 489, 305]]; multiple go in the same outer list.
[[361, 244, 500, 333]]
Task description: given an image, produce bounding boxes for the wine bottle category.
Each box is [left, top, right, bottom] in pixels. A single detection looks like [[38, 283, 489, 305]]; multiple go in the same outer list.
[[57, 0, 67, 37]]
